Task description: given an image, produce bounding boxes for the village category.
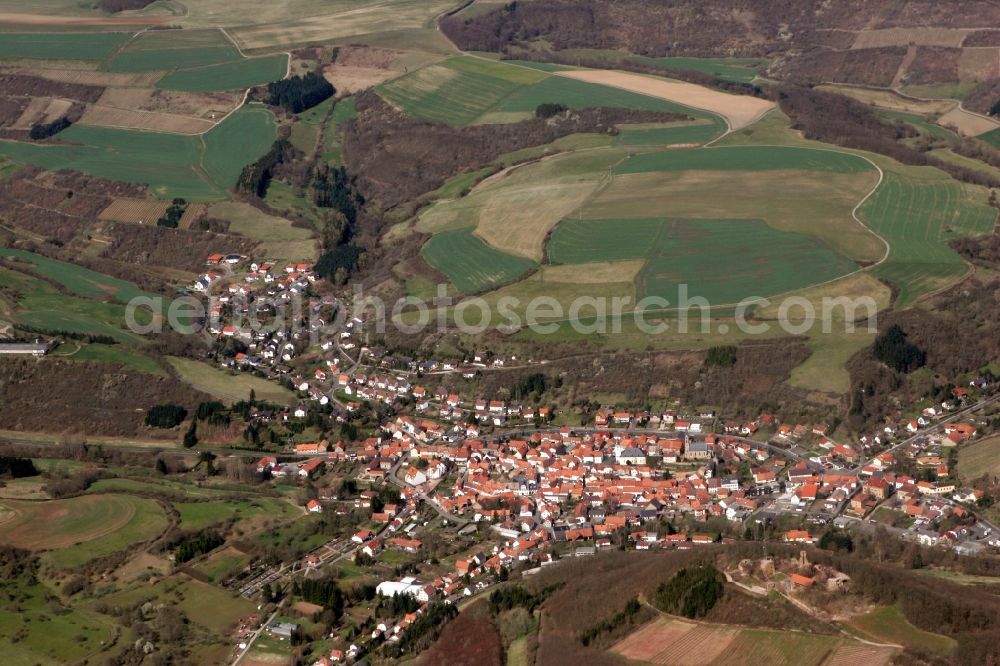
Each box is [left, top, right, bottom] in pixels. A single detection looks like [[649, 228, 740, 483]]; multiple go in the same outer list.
[[178, 252, 1000, 664]]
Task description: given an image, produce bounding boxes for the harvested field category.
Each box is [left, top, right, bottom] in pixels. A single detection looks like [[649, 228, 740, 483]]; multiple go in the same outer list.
[[611, 616, 694, 662], [227, 0, 457, 50], [92, 87, 242, 120], [538, 260, 645, 284], [0, 12, 165, 26], [610, 616, 850, 666], [852, 28, 968, 49], [323, 64, 398, 93], [79, 105, 215, 133], [958, 47, 1000, 81], [11, 96, 72, 129], [554, 69, 772, 130], [23, 67, 162, 88], [937, 105, 999, 137], [98, 197, 170, 223], [322, 44, 408, 93]]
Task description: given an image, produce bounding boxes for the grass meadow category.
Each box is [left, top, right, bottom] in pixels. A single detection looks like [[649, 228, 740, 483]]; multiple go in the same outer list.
[[846, 604, 955, 656], [0, 494, 168, 569], [0, 264, 148, 343], [957, 434, 1000, 481], [167, 356, 295, 403]]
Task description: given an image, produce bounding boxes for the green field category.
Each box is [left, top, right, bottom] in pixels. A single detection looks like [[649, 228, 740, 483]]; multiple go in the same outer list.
[[521, 48, 763, 83], [0, 105, 275, 200], [548, 217, 857, 303], [107, 45, 242, 72], [202, 106, 278, 188], [615, 145, 873, 175], [378, 56, 548, 125], [650, 56, 763, 83], [847, 604, 955, 655], [957, 434, 1000, 481], [0, 31, 132, 60], [859, 168, 996, 306], [421, 227, 537, 293], [157, 54, 288, 92], [979, 127, 1000, 148], [617, 121, 725, 146], [490, 74, 716, 118], [0, 494, 168, 569], [0, 247, 154, 303], [167, 356, 295, 404], [378, 56, 722, 127]]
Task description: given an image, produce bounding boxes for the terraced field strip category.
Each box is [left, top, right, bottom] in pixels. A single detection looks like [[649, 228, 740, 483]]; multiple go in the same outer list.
[[421, 227, 537, 293], [649, 56, 764, 83], [611, 616, 695, 661], [617, 121, 724, 146], [0, 31, 133, 59], [615, 145, 873, 174], [858, 169, 996, 306], [824, 643, 895, 666], [712, 629, 841, 666]]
